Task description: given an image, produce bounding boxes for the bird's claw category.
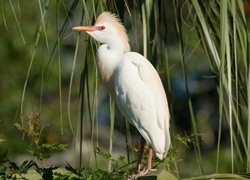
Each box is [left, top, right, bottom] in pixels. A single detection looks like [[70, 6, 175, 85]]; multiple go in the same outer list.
[[127, 168, 154, 179], [126, 172, 144, 180]]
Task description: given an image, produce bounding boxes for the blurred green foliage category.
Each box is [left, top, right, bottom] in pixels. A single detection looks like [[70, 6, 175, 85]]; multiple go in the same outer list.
[[0, 0, 79, 154], [1, 0, 250, 179]]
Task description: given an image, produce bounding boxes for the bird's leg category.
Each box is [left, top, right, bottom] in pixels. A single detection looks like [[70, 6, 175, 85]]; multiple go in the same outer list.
[[141, 146, 153, 174], [127, 137, 146, 180], [128, 145, 154, 180], [136, 137, 146, 173]]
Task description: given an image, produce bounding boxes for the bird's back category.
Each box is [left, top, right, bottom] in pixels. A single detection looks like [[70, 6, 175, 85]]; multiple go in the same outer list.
[[114, 52, 171, 159]]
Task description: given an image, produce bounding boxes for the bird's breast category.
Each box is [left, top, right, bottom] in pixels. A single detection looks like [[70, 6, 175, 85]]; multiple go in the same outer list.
[[96, 45, 121, 96], [97, 65, 115, 95]]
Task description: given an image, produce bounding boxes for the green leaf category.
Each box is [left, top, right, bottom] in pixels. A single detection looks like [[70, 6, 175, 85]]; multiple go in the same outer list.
[[182, 173, 249, 180], [0, 151, 7, 164]]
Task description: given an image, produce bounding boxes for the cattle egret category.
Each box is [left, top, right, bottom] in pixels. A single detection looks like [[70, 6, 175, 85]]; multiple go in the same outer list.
[[73, 12, 171, 179]]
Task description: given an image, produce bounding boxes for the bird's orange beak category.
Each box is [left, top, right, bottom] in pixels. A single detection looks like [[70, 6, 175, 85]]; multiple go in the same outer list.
[[72, 26, 97, 32]]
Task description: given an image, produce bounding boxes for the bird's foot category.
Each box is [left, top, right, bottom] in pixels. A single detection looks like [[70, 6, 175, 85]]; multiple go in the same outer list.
[[127, 167, 154, 180], [126, 172, 142, 180]]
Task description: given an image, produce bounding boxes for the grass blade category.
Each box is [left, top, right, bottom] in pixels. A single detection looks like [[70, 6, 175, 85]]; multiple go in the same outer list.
[[8, 0, 25, 43]]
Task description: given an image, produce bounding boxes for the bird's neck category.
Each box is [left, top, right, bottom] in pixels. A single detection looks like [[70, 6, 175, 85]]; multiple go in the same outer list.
[[106, 38, 130, 55], [96, 44, 122, 95]]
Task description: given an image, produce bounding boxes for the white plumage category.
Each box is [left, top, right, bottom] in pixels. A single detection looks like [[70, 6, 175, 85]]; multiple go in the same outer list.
[[114, 52, 170, 159], [73, 11, 171, 178]]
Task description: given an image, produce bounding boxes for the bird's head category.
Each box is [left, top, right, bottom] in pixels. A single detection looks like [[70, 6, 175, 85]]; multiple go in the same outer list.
[[73, 12, 130, 54]]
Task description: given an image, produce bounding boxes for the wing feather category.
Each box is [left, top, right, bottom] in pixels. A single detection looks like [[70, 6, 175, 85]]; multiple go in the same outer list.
[[114, 52, 170, 158]]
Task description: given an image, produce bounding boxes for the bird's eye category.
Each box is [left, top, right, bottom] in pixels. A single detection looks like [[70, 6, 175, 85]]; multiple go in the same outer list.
[[98, 26, 105, 31]]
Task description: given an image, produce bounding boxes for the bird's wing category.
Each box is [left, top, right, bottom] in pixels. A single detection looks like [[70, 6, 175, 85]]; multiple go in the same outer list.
[[114, 52, 170, 156]]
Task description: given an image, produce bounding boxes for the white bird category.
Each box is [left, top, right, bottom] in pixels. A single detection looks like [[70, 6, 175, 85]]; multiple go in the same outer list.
[[73, 12, 171, 179]]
